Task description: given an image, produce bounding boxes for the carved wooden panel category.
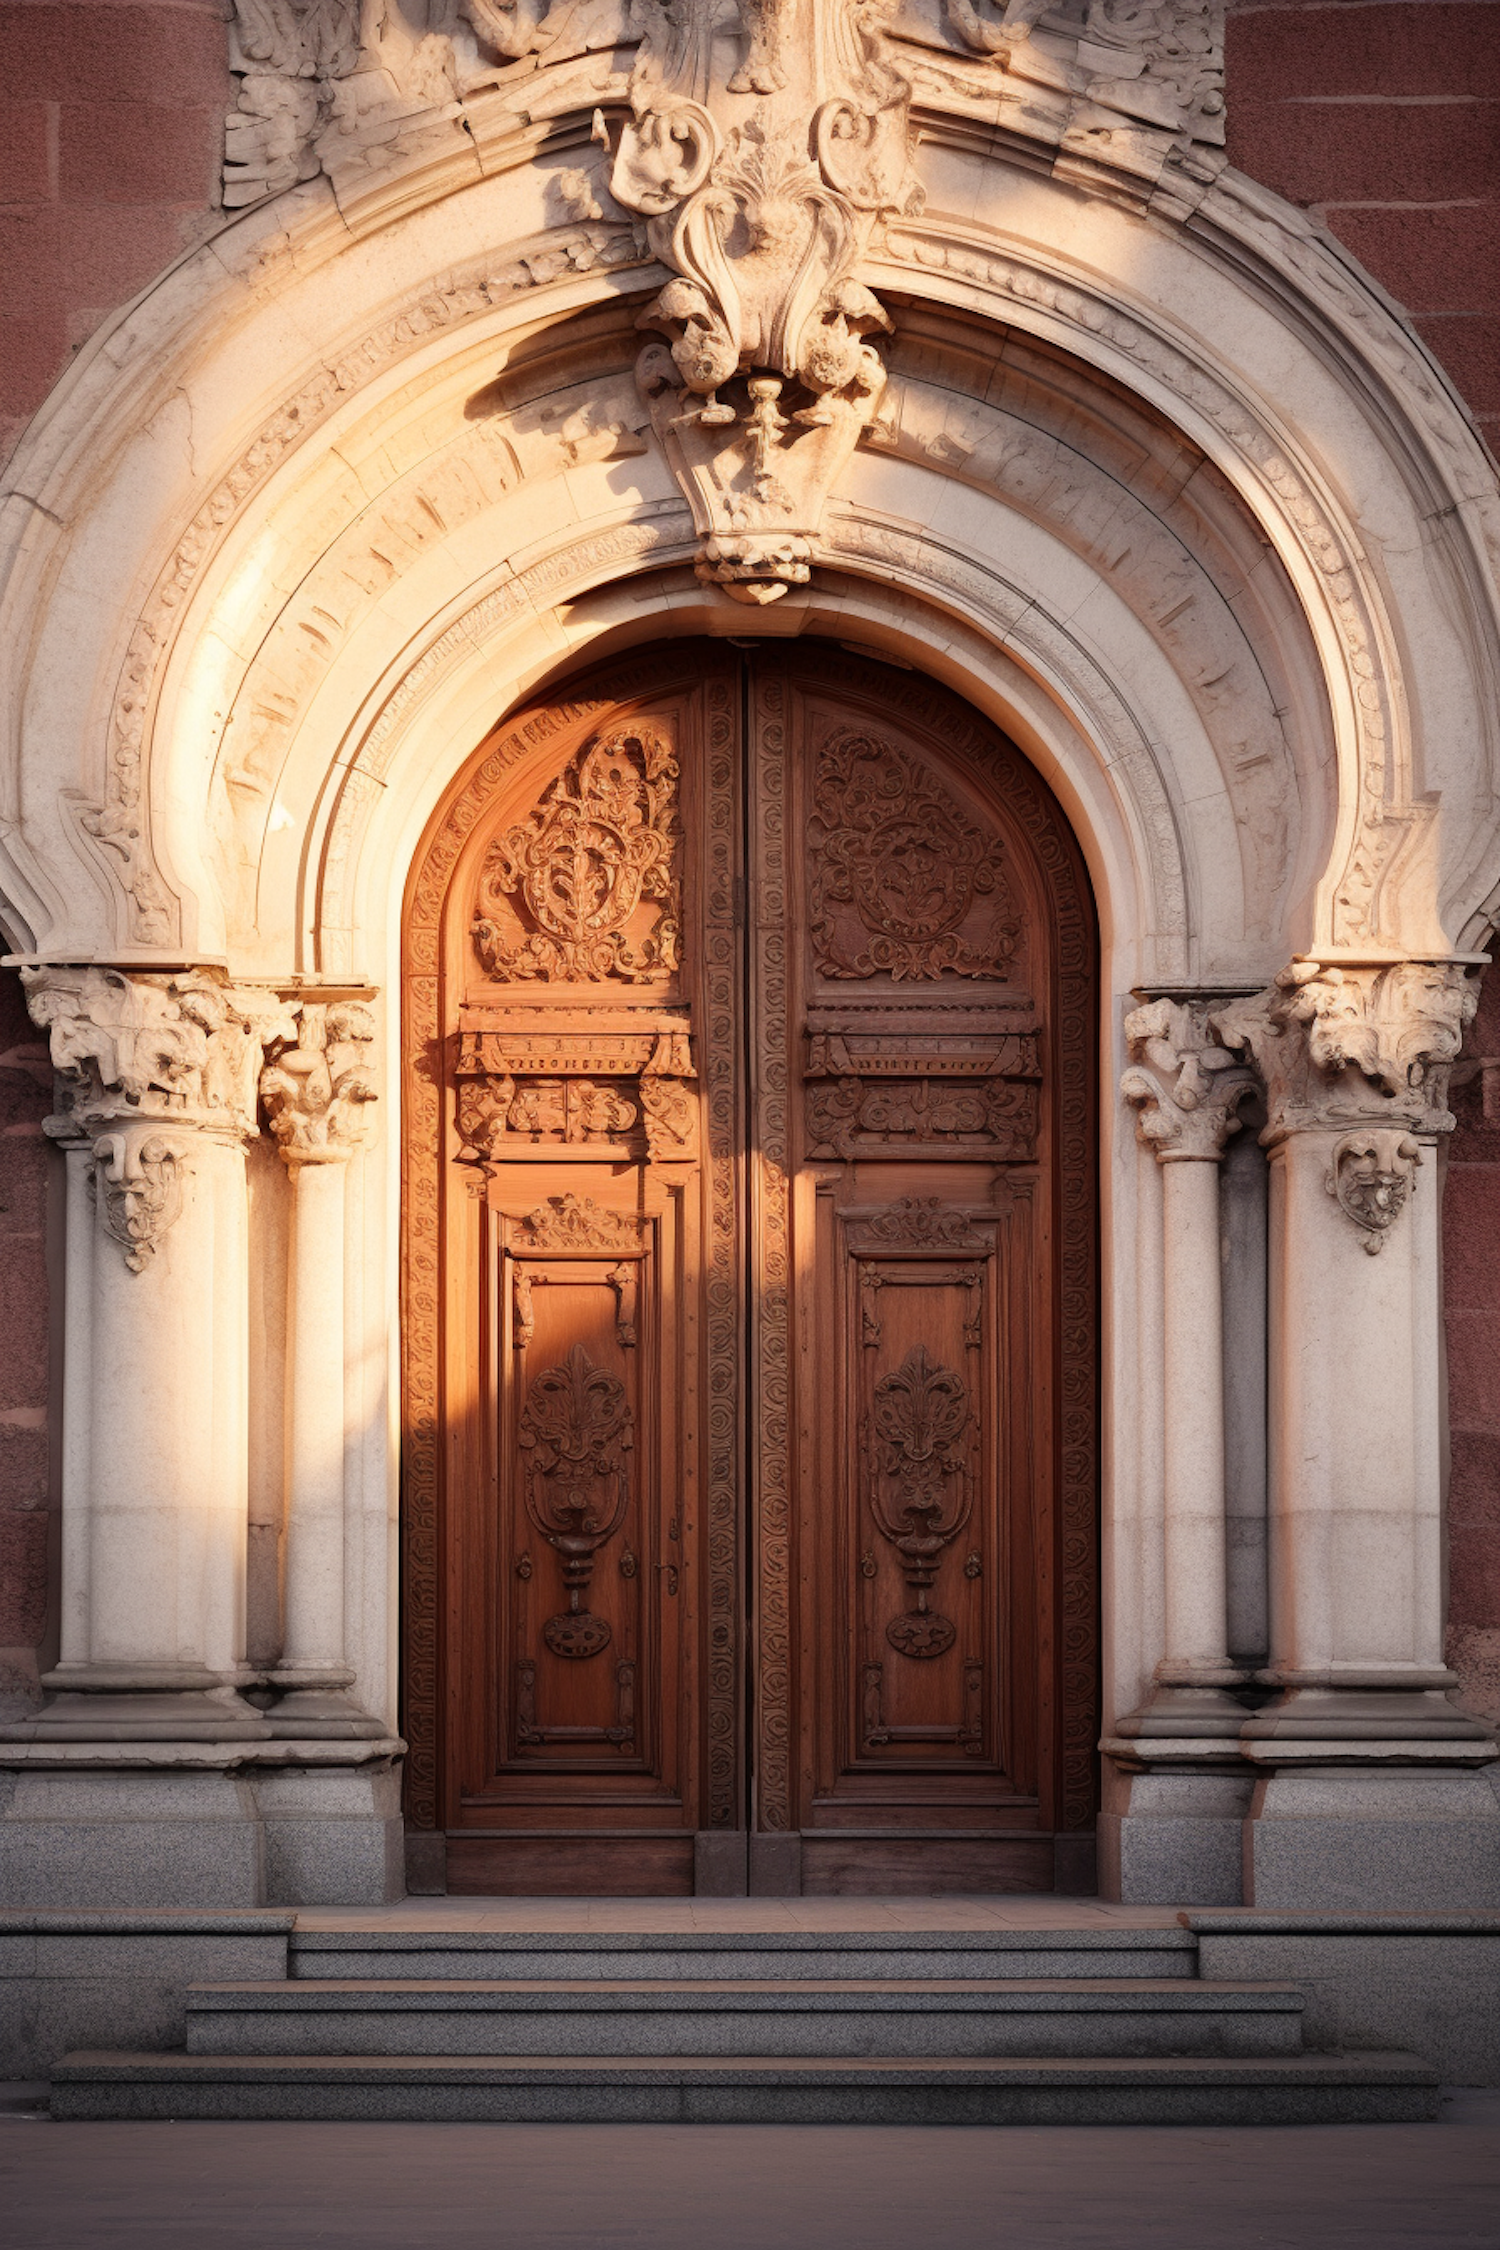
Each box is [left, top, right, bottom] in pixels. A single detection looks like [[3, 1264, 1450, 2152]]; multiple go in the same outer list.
[[402, 640, 1098, 1894]]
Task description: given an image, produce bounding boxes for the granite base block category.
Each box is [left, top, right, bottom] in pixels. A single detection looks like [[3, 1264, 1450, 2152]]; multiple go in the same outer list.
[[1192, 1924, 1500, 2086], [1245, 1773, 1500, 1909], [0, 1916, 292, 2076]]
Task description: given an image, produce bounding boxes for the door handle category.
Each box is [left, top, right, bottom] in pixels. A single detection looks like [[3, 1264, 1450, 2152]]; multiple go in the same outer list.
[[656, 1562, 679, 1597]]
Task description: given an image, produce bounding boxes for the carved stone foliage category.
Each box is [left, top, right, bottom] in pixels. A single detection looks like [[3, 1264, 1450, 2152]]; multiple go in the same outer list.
[[472, 729, 682, 984], [866, 1344, 973, 1661], [1213, 959, 1478, 1140], [225, 0, 467, 209], [1121, 995, 1254, 1162], [260, 1002, 378, 1163], [1326, 1129, 1422, 1255], [22, 966, 295, 1139], [519, 1342, 633, 1659], [809, 731, 1018, 981], [603, 0, 924, 601], [939, 0, 1225, 152], [91, 1129, 185, 1273]]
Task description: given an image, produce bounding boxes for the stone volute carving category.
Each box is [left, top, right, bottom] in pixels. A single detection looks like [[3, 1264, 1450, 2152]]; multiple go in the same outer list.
[[22, 966, 299, 1271], [1121, 995, 1255, 1161], [260, 1002, 379, 1163], [1212, 957, 1478, 1250], [604, 0, 924, 602]]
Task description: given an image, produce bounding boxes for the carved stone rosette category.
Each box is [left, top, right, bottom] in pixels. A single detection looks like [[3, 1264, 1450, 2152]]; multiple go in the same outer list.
[[1121, 996, 1256, 1162], [1212, 957, 1477, 1252], [23, 965, 299, 1271]]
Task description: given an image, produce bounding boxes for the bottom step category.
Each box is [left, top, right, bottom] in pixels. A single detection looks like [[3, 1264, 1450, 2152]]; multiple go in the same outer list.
[[51, 2050, 1440, 2126]]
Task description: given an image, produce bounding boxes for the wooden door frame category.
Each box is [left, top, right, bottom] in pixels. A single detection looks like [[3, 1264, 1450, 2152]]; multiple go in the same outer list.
[[399, 638, 1100, 1879]]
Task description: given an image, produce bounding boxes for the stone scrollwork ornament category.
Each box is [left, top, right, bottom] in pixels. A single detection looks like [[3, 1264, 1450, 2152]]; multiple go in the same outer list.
[[1326, 1129, 1422, 1255], [91, 1129, 186, 1272], [601, 0, 924, 602]]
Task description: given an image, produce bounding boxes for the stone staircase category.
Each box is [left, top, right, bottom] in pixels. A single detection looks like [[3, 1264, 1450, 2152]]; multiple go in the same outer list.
[[50, 1921, 1439, 2122]]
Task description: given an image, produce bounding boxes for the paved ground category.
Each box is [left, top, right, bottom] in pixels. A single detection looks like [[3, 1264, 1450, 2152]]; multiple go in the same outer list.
[[2, 2087, 1497, 2250]]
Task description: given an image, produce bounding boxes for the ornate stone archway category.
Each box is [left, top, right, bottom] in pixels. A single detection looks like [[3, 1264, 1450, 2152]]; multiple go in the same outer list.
[[1, 0, 1497, 1903]]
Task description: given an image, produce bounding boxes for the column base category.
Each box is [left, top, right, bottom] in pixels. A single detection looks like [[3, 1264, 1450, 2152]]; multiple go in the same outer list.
[[262, 1687, 387, 1741], [1114, 1681, 1257, 1742], [0, 1687, 271, 1743], [1243, 1683, 1495, 1752], [1245, 1769, 1500, 1908]]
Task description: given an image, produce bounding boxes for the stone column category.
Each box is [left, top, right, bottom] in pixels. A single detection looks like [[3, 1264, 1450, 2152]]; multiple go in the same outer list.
[[259, 1003, 382, 1739], [1116, 998, 1258, 1738], [1215, 959, 1500, 1906], [1101, 999, 1258, 1905], [7, 968, 292, 1739]]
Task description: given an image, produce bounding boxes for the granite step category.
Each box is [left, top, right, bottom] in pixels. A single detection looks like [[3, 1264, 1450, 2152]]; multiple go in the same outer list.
[[49, 2049, 1442, 2126], [184, 1976, 1307, 2059], [287, 1926, 1199, 1983]]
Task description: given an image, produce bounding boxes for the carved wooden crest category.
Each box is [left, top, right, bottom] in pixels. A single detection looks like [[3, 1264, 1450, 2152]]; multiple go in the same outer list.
[[473, 728, 681, 982], [809, 730, 1018, 980]]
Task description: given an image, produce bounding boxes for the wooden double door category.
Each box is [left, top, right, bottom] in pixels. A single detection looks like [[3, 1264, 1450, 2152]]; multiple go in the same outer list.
[[403, 642, 1097, 1894]]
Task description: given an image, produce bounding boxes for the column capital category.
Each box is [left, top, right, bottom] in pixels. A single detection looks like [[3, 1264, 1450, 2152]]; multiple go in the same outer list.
[[1211, 957, 1479, 1143], [21, 964, 296, 1141], [260, 1000, 378, 1165], [1121, 996, 1257, 1161]]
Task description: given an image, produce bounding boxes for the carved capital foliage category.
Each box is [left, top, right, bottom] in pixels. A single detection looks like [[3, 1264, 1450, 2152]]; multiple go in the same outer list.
[[1120, 995, 1254, 1162], [22, 966, 296, 1140], [1212, 959, 1478, 1141], [260, 1002, 379, 1164]]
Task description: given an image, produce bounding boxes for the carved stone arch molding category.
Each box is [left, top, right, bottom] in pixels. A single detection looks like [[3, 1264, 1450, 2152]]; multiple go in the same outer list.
[[1, 4, 1497, 971]]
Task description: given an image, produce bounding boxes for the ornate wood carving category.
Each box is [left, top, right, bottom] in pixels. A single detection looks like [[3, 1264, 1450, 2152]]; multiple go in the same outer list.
[[809, 729, 1019, 981], [867, 1345, 973, 1661], [520, 1343, 634, 1661], [517, 1194, 644, 1252], [472, 727, 682, 983]]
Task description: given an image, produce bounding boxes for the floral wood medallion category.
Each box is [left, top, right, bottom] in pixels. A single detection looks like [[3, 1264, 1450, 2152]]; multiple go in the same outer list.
[[473, 728, 682, 982], [809, 729, 1019, 980]]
